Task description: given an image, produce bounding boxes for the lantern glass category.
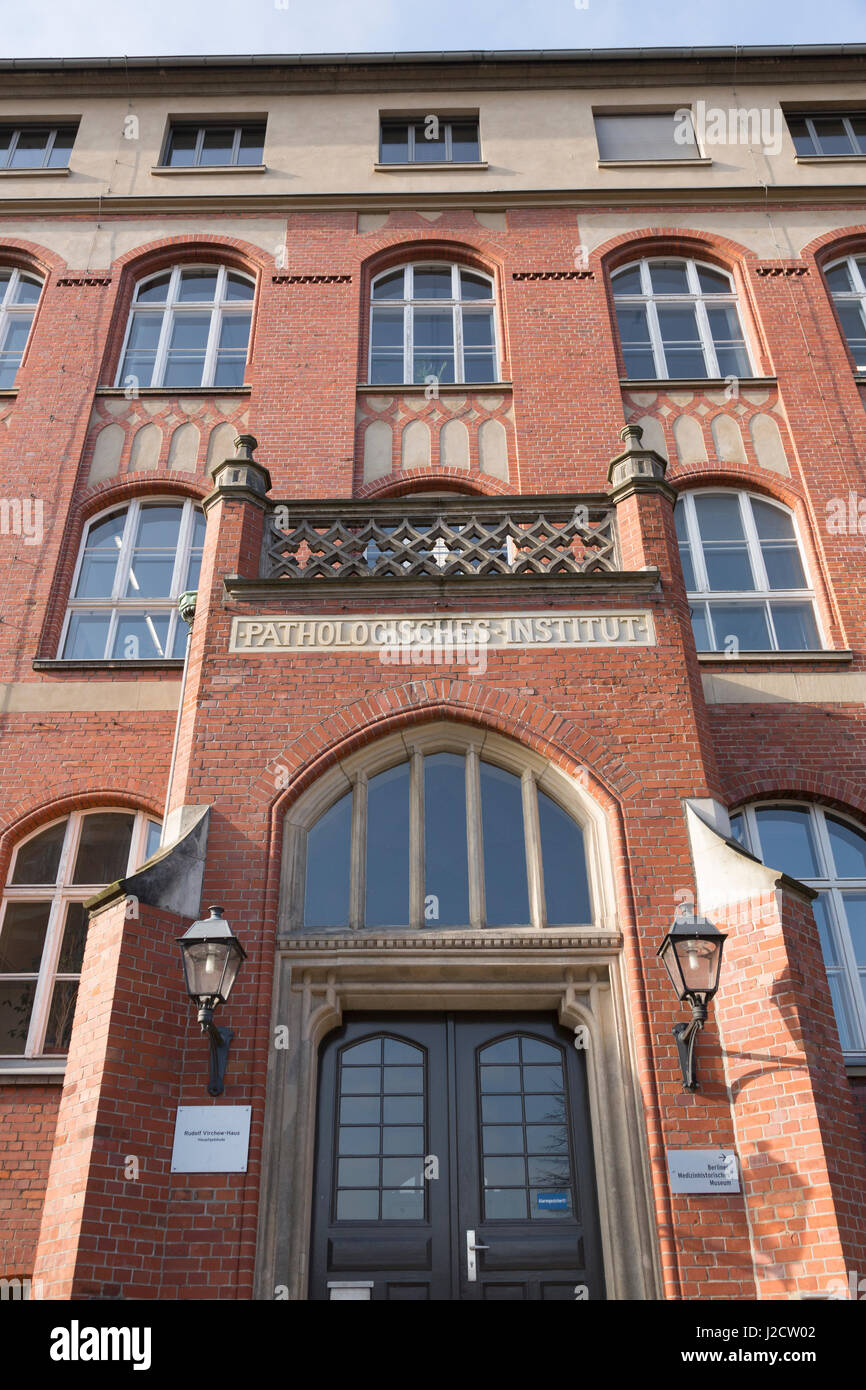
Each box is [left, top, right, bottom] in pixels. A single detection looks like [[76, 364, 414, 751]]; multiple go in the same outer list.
[[179, 936, 244, 1005], [658, 923, 725, 1003]]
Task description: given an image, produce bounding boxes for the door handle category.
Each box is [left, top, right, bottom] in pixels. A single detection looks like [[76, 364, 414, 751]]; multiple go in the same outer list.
[[466, 1228, 490, 1282]]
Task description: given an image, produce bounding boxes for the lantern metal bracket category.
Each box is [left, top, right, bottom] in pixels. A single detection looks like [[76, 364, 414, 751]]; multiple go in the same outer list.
[[672, 1000, 707, 1093], [198, 1006, 234, 1097]]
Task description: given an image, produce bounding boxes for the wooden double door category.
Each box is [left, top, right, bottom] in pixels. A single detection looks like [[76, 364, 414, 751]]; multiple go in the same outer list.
[[310, 1013, 605, 1301]]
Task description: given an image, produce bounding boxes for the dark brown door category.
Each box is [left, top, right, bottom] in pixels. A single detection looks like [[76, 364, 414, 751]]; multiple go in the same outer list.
[[309, 1013, 604, 1301]]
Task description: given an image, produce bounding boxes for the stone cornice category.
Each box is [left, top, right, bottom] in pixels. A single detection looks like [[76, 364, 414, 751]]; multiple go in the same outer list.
[[278, 929, 623, 951]]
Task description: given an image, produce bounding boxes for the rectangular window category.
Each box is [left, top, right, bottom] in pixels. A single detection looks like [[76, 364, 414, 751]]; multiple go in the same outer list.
[[163, 122, 266, 168], [379, 117, 480, 165], [787, 112, 866, 157], [0, 124, 77, 170], [594, 111, 698, 162]]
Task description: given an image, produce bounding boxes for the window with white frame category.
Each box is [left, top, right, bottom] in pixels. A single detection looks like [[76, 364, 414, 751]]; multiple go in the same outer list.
[[823, 255, 866, 371], [302, 749, 593, 931], [675, 490, 821, 652], [730, 803, 866, 1056], [369, 263, 498, 385], [787, 112, 866, 158], [611, 257, 752, 380], [162, 121, 266, 167], [0, 810, 161, 1057], [0, 123, 77, 170], [60, 498, 205, 661], [379, 116, 480, 164], [0, 267, 43, 387], [117, 264, 254, 390]]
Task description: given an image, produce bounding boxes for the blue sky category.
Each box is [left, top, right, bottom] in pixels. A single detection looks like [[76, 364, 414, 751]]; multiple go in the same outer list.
[[3, 0, 865, 60]]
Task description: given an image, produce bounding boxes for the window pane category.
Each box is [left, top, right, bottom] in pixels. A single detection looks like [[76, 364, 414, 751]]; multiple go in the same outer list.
[[12, 822, 66, 885], [697, 266, 732, 293], [213, 355, 246, 387], [538, 791, 590, 924], [451, 121, 480, 161], [145, 821, 162, 859], [678, 542, 696, 591], [112, 612, 171, 659], [72, 812, 135, 884], [371, 306, 404, 347], [706, 602, 771, 650], [13, 275, 42, 305], [841, 893, 866, 966], [336, 1190, 378, 1220], [166, 126, 197, 165], [812, 117, 852, 156], [690, 603, 711, 651], [412, 120, 446, 162], [43, 980, 79, 1053], [177, 270, 219, 302], [769, 602, 820, 650], [237, 126, 265, 164], [75, 552, 119, 599], [812, 894, 839, 966], [304, 791, 351, 928], [787, 116, 815, 156], [62, 612, 111, 660], [481, 762, 529, 926], [0, 980, 36, 1053], [595, 113, 695, 161], [649, 261, 691, 295], [753, 806, 821, 878], [827, 973, 857, 1051], [225, 273, 255, 302], [366, 763, 410, 926], [657, 305, 707, 377], [380, 122, 409, 164], [462, 310, 494, 347], [824, 262, 854, 292], [703, 545, 755, 591], [463, 352, 497, 383], [125, 313, 163, 352], [851, 116, 866, 153], [750, 498, 796, 542], [827, 817, 866, 878], [9, 129, 50, 168], [694, 493, 745, 542], [761, 544, 806, 590], [611, 265, 643, 295], [135, 273, 171, 304], [46, 128, 74, 167], [424, 753, 469, 926], [460, 271, 492, 301], [615, 303, 654, 377], [372, 269, 405, 300], [0, 901, 52, 971], [413, 308, 455, 384], [413, 268, 453, 299], [199, 127, 236, 166], [56, 902, 88, 974], [217, 311, 251, 351]]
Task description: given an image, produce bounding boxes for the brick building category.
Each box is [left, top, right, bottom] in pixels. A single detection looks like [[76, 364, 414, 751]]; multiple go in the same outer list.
[[1, 44, 866, 1302]]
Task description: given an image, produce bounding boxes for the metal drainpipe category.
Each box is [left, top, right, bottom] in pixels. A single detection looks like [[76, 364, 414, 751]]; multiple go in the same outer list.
[[161, 590, 197, 846]]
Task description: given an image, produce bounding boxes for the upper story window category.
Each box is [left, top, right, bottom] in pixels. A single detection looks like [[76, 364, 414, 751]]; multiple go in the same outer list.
[[0, 267, 43, 387], [60, 498, 204, 661], [379, 116, 480, 164], [0, 810, 160, 1057], [0, 123, 77, 170], [369, 263, 498, 385], [117, 264, 254, 390], [611, 257, 751, 380], [675, 490, 821, 653], [304, 750, 592, 931], [595, 111, 698, 161], [730, 803, 866, 1056], [162, 121, 266, 167], [787, 112, 866, 157], [824, 255, 866, 371]]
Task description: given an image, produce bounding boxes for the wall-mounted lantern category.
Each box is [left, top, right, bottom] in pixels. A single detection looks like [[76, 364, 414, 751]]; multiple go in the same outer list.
[[178, 905, 246, 1096], [657, 914, 726, 1092]]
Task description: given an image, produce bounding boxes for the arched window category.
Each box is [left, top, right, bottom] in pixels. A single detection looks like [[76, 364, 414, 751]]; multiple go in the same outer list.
[[730, 803, 866, 1054], [611, 257, 751, 380], [117, 264, 254, 389], [675, 490, 821, 652], [303, 748, 592, 931], [60, 498, 205, 660], [0, 266, 43, 387], [823, 255, 866, 371], [369, 263, 498, 385], [0, 810, 161, 1057]]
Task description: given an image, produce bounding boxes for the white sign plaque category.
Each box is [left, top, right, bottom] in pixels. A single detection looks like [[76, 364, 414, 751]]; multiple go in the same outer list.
[[666, 1149, 740, 1194], [170, 1106, 252, 1173], [230, 610, 656, 654]]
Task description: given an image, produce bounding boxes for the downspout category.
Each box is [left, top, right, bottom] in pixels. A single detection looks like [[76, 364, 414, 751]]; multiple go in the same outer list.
[[161, 589, 197, 845]]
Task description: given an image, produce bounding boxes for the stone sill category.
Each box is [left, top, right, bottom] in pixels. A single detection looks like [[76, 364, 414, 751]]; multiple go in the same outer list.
[[846, 1060, 866, 1074], [697, 650, 853, 664], [374, 161, 489, 172], [0, 1059, 65, 1081], [621, 376, 777, 390], [33, 658, 185, 672], [0, 388, 17, 397], [151, 163, 268, 175], [795, 154, 866, 164], [226, 569, 660, 601], [598, 157, 712, 168], [357, 381, 512, 393], [0, 166, 70, 177], [95, 385, 251, 397]]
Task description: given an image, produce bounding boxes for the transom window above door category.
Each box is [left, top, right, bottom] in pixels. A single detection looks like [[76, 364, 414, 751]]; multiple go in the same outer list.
[[611, 257, 752, 380], [117, 264, 254, 389], [302, 748, 592, 931], [60, 498, 204, 661], [675, 490, 821, 653], [369, 263, 498, 385], [730, 803, 866, 1058]]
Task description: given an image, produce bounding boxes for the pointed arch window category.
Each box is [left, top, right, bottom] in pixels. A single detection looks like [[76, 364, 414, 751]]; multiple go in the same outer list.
[[301, 748, 592, 931], [369, 263, 499, 385], [611, 257, 751, 380]]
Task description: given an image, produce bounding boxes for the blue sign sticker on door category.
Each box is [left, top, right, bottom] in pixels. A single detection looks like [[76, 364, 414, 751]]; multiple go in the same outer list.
[[536, 1192, 569, 1210]]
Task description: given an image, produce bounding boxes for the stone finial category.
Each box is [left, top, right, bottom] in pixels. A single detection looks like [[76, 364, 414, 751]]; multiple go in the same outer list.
[[234, 434, 258, 461], [208, 436, 272, 501], [607, 423, 671, 494]]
